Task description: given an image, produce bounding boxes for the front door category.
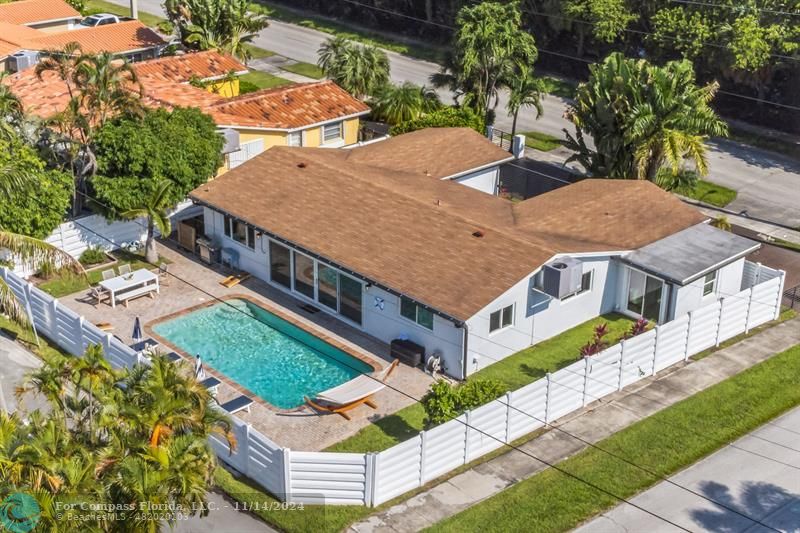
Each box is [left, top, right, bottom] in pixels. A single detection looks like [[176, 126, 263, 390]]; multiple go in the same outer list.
[[626, 269, 664, 322]]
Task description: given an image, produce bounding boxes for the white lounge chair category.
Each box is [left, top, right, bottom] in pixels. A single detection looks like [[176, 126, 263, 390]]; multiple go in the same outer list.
[[305, 359, 399, 420], [221, 395, 253, 414]]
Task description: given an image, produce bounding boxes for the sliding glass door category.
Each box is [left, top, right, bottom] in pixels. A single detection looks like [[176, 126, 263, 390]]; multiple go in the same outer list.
[[626, 269, 664, 322], [292, 252, 315, 299], [339, 275, 363, 325], [317, 264, 339, 311]]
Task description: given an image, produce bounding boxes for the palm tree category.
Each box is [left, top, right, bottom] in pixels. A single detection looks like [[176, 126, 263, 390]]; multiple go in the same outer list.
[[506, 70, 545, 138], [317, 37, 390, 99], [565, 53, 728, 182], [0, 73, 24, 143], [36, 44, 143, 215], [431, 2, 538, 124], [121, 181, 172, 264], [370, 82, 441, 125], [72, 344, 118, 443]]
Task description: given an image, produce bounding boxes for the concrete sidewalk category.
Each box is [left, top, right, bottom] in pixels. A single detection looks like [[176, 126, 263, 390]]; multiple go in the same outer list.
[[350, 318, 800, 532], [575, 405, 800, 532]]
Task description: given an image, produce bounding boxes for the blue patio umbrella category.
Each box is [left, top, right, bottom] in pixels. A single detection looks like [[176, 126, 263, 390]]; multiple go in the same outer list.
[[132, 317, 143, 344], [195, 354, 206, 381]]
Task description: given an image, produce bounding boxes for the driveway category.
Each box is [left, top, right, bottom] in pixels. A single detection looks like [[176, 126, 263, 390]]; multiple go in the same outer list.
[[574, 406, 800, 532]]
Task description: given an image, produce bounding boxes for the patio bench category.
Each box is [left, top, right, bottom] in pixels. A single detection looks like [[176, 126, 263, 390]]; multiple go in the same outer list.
[[200, 376, 221, 395], [116, 285, 157, 307], [220, 395, 253, 414]]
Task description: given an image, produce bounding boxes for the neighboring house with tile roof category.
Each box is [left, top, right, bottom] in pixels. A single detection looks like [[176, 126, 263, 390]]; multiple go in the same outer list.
[[26, 20, 166, 61], [5, 51, 371, 171], [0, 0, 81, 33], [189, 136, 762, 379]]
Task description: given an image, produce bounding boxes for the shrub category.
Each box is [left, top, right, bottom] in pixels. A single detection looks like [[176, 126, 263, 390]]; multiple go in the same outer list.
[[79, 246, 107, 266], [421, 378, 506, 427], [0, 258, 14, 270], [579, 322, 610, 356], [156, 20, 175, 35], [238, 80, 260, 94], [36, 260, 57, 280], [389, 107, 485, 136], [623, 317, 649, 340]]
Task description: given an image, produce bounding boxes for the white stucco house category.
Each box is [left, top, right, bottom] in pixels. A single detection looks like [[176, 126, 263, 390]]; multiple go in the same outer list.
[[189, 127, 766, 380]]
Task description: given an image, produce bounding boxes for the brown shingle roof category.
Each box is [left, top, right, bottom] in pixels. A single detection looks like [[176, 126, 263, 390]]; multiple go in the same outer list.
[[346, 128, 514, 179], [0, 0, 80, 25], [133, 50, 247, 84], [190, 146, 706, 320], [207, 80, 370, 129], [31, 20, 165, 53]]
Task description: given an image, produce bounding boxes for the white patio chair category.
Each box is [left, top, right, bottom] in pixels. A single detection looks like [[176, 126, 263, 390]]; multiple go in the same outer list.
[[117, 264, 132, 275], [101, 269, 115, 281]]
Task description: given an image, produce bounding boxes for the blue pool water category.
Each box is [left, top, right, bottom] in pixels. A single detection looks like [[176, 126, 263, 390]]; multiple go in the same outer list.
[[152, 299, 373, 408]]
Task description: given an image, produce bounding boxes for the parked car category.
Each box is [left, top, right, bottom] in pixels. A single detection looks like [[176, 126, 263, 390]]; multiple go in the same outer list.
[[79, 13, 130, 27]]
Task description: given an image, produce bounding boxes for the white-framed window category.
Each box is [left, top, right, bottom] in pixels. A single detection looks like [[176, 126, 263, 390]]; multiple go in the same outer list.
[[223, 215, 255, 250], [322, 121, 343, 143], [288, 131, 303, 147], [489, 304, 514, 333], [562, 270, 594, 301], [400, 296, 434, 330], [702, 271, 717, 297]]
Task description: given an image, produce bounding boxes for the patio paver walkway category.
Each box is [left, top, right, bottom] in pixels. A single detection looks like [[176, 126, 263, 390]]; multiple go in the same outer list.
[[349, 317, 800, 532], [59, 242, 434, 451]]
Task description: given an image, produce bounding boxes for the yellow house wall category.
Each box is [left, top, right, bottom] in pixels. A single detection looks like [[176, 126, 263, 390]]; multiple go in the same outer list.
[[207, 79, 239, 98], [303, 126, 321, 147], [344, 118, 359, 145]]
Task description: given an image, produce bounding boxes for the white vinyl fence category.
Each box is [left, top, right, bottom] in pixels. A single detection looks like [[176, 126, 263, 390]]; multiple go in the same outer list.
[[0, 262, 785, 507]]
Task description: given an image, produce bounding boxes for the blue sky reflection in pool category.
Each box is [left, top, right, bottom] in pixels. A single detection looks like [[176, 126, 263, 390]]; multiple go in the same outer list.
[[152, 299, 373, 408]]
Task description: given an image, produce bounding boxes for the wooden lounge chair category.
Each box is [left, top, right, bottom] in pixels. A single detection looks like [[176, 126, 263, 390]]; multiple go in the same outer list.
[[220, 272, 251, 288], [165, 351, 181, 362], [221, 395, 253, 414], [95, 322, 114, 332], [305, 359, 399, 420]]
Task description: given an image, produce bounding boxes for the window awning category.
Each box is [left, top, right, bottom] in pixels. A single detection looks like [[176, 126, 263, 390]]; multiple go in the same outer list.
[[622, 223, 760, 286]]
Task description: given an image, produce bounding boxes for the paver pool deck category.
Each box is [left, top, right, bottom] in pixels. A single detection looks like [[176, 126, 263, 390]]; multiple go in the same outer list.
[[61, 241, 434, 451]]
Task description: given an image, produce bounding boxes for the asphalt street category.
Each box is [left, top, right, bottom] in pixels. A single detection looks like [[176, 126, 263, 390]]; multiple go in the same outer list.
[[110, 0, 800, 225], [574, 405, 800, 532]]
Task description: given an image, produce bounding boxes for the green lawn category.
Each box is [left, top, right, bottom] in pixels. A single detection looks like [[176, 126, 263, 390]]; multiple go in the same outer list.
[[429, 341, 800, 533], [242, 44, 276, 60], [327, 314, 634, 453], [36, 249, 167, 299], [281, 61, 325, 79], [521, 130, 562, 152], [238, 71, 292, 93], [83, 0, 166, 28], [677, 179, 738, 207]]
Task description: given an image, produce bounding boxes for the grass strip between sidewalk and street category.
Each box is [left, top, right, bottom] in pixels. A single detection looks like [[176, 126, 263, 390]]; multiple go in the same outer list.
[[427, 338, 800, 533], [521, 130, 562, 152], [676, 179, 738, 207], [280, 61, 325, 79]]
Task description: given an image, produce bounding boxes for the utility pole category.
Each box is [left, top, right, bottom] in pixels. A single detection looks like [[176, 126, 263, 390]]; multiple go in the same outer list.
[[130, 0, 138, 19]]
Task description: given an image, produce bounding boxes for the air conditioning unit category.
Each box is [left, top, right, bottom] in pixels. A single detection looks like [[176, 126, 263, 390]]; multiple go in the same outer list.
[[7, 50, 39, 73], [219, 128, 240, 154], [541, 257, 583, 299]]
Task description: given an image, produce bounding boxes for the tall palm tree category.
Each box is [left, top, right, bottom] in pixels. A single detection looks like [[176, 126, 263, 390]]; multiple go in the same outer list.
[[0, 73, 24, 143], [370, 82, 441, 125], [506, 70, 545, 138], [317, 37, 390, 99], [121, 181, 172, 264], [73, 51, 144, 128], [565, 53, 728, 182]]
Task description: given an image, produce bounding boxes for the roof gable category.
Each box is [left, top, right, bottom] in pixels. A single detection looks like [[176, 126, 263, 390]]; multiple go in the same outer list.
[[0, 0, 80, 25]]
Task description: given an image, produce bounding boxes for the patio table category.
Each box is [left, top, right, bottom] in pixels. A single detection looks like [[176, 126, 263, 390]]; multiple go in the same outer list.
[[99, 269, 159, 308]]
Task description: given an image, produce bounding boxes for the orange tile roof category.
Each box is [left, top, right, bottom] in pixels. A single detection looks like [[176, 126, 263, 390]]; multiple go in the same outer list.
[[133, 50, 247, 84], [0, 0, 80, 26], [0, 21, 45, 57], [31, 20, 165, 54], [207, 80, 370, 129], [191, 148, 707, 320], [2, 69, 71, 117]]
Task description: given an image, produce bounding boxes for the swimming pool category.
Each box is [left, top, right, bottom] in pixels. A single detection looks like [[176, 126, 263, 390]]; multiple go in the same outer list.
[[152, 298, 374, 408]]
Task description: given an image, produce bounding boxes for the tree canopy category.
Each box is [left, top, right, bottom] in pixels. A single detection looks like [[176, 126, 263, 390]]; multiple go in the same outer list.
[[370, 82, 441, 124], [564, 52, 728, 183], [317, 37, 391, 99], [164, 0, 269, 62], [432, 1, 538, 124], [0, 138, 72, 239], [91, 107, 223, 217]]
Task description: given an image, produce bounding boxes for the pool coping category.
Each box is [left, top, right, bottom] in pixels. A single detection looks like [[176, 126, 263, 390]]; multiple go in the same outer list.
[[144, 293, 382, 414]]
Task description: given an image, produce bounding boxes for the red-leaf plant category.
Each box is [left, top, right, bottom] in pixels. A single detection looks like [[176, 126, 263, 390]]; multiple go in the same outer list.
[[580, 322, 610, 356]]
